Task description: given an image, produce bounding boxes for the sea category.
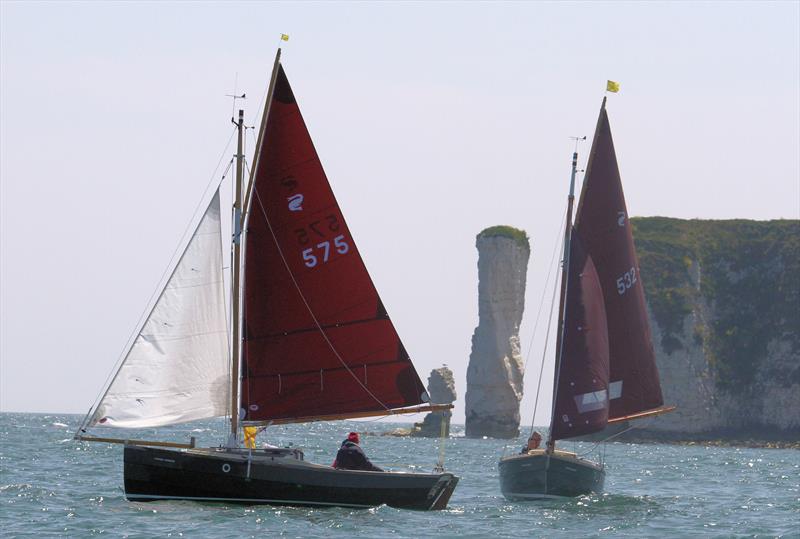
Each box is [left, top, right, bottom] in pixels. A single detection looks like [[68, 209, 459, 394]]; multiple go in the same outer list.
[[1, 413, 797, 538]]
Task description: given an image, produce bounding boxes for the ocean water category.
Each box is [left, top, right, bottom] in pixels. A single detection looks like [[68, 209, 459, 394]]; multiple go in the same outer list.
[[0, 413, 797, 538]]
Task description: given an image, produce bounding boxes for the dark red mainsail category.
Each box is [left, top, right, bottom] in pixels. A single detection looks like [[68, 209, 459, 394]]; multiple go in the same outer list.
[[551, 231, 610, 441], [573, 98, 664, 420], [241, 65, 427, 422]]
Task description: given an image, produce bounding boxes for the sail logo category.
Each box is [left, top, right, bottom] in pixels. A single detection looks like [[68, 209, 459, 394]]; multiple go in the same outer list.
[[617, 211, 626, 227], [287, 194, 304, 211]]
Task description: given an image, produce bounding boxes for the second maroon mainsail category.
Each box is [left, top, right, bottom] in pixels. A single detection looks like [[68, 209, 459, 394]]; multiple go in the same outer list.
[[241, 65, 427, 422], [551, 231, 610, 441], [573, 98, 664, 421]]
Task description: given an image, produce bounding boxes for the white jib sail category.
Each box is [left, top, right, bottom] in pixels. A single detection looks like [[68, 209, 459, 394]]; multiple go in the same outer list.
[[90, 191, 230, 428]]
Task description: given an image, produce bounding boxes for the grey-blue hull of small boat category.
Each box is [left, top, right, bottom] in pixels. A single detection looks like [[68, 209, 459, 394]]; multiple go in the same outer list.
[[498, 450, 605, 500]]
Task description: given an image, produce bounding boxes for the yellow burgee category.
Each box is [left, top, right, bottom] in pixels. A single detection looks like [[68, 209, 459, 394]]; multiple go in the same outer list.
[[280, 34, 290, 42], [606, 80, 620, 93]]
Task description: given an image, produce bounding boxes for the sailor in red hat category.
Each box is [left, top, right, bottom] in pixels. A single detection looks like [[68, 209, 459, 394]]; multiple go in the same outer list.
[[332, 432, 383, 472]]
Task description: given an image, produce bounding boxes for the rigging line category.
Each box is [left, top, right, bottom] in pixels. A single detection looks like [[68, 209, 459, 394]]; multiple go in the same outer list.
[[251, 184, 392, 412], [523, 201, 567, 427], [81, 126, 239, 430], [249, 69, 272, 143], [356, 413, 392, 423], [218, 156, 236, 421], [575, 424, 638, 458], [529, 207, 568, 435], [523, 200, 568, 372], [435, 407, 448, 472]]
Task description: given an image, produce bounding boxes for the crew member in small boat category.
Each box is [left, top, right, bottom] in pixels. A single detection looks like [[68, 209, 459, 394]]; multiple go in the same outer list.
[[333, 432, 383, 472], [521, 431, 542, 453]]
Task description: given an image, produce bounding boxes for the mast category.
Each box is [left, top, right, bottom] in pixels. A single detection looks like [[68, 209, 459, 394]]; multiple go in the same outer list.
[[230, 108, 245, 442], [229, 49, 283, 443], [546, 147, 579, 452]]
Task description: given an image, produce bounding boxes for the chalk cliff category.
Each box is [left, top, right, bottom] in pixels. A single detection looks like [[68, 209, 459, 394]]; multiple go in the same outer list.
[[465, 226, 530, 439], [412, 367, 456, 437], [632, 218, 799, 438]]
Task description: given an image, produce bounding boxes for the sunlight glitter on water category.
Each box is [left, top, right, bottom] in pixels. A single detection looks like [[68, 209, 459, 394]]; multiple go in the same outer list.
[[1, 413, 798, 538]]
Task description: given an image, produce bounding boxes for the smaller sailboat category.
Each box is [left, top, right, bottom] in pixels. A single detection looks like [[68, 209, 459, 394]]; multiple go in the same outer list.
[[498, 97, 674, 499], [75, 49, 459, 510]]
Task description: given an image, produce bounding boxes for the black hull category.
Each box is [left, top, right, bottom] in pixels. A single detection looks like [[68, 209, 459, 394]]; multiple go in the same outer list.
[[124, 445, 458, 510], [498, 450, 604, 499]]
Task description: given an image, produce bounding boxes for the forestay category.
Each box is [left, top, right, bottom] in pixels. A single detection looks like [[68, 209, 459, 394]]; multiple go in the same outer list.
[[90, 191, 230, 428]]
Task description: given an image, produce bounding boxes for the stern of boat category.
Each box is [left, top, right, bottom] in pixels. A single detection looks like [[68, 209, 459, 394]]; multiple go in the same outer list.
[[498, 449, 604, 500]]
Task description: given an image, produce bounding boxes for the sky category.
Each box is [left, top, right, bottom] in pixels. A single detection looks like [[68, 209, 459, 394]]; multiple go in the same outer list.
[[1, 1, 798, 429]]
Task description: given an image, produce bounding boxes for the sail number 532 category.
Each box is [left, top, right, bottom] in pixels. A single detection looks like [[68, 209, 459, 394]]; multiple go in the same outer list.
[[616, 267, 637, 295], [303, 235, 349, 267]]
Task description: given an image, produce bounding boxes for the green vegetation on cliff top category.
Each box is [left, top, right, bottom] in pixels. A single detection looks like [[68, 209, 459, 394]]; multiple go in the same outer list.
[[477, 225, 530, 251], [632, 217, 799, 391]]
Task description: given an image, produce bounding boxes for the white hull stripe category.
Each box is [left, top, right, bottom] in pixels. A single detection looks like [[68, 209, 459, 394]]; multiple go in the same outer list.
[[125, 493, 375, 508]]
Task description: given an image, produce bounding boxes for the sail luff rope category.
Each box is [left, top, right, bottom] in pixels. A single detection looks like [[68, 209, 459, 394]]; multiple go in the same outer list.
[[251, 184, 392, 412], [79, 128, 238, 433]]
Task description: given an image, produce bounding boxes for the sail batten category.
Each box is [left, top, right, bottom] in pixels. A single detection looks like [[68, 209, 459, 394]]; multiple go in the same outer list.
[[89, 191, 230, 429], [241, 64, 427, 422]]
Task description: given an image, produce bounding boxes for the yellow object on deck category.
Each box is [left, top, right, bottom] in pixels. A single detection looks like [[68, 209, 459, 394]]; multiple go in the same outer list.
[[244, 426, 258, 449]]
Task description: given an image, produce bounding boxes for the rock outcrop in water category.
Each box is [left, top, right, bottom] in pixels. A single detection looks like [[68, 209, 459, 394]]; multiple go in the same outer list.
[[412, 367, 456, 437], [630, 218, 799, 440], [465, 226, 530, 439]]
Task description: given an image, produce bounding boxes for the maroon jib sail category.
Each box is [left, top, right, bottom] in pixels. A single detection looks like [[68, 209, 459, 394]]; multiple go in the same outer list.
[[241, 65, 427, 422], [573, 98, 664, 420], [551, 231, 610, 441]]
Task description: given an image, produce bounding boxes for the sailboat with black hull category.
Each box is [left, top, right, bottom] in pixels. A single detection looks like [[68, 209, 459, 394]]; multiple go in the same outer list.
[[75, 49, 459, 511], [498, 97, 674, 500]]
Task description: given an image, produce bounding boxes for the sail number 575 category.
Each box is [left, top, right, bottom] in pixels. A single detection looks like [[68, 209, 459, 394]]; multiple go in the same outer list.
[[303, 235, 349, 268], [616, 267, 637, 295]]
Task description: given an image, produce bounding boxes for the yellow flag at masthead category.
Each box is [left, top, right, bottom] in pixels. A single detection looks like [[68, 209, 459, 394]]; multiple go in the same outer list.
[[606, 80, 620, 93], [280, 34, 290, 42]]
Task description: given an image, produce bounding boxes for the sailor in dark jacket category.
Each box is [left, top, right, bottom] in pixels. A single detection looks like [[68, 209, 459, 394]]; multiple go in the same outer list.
[[333, 432, 383, 472]]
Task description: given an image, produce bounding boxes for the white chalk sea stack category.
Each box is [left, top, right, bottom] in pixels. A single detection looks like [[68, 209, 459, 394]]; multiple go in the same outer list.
[[465, 226, 530, 439]]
